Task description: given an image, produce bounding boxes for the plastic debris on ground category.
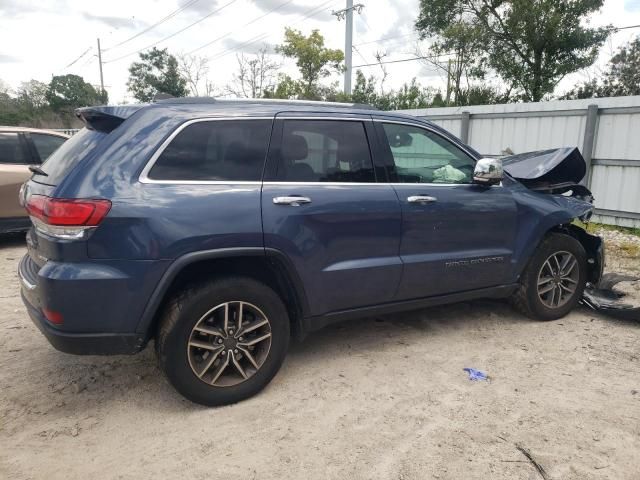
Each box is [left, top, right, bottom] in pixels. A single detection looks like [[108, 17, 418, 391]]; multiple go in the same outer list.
[[463, 367, 488, 381], [581, 273, 640, 321]]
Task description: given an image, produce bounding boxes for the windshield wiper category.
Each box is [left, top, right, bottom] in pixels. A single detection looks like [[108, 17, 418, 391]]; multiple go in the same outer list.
[[28, 165, 48, 176]]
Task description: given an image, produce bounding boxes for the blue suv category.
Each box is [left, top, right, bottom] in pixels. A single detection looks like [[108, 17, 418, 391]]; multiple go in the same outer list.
[[19, 98, 603, 405]]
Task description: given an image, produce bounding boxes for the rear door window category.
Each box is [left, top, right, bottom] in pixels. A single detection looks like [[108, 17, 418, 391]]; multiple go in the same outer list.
[[36, 128, 106, 185], [0, 132, 28, 164], [148, 119, 272, 181], [31, 133, 67, 162], [275, 120, 375, 182]]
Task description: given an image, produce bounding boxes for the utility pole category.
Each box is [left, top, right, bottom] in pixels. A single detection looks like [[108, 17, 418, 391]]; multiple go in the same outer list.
[[332, 1, 364, 96], [445, 58, 452, 106], [97, 38, 105, 98]]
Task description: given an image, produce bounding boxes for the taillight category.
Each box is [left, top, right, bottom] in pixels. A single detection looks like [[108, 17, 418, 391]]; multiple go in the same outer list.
[[43, 308, 64, 325], [25, 195, 111, 240]]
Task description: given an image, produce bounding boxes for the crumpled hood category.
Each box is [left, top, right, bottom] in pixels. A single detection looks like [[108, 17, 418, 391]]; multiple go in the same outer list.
[[501, 147, 586, 189]]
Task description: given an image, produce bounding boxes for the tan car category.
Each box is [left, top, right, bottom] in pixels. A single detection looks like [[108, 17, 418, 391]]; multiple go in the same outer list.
[[0, 127, 69, 233]]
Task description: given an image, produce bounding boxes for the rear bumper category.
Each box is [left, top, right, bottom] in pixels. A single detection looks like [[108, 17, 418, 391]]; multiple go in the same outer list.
[[22, 291, 143, 354], [18, 253, 162, 355]]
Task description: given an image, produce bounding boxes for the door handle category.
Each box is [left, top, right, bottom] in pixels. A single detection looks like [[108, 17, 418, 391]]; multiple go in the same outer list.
[[273, 196, 312, 206], [407, 195, 437, 204]]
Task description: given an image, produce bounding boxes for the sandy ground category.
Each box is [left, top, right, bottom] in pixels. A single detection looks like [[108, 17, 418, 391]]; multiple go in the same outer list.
[[1, 232, 639, 480]]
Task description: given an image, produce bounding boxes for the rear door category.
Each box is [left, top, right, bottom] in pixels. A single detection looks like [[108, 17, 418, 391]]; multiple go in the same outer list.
[[0, 131, 35, 219], [373, 119, 518, 300], [261, 113, 402, 316]]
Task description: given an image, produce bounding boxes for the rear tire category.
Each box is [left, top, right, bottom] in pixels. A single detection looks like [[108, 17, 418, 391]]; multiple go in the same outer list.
[[512, 233, 587, 321], [155, 277, 290, 406]]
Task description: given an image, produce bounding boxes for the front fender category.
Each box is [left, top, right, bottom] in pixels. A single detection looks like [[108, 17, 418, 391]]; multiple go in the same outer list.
[[510, 185, 596, 282]]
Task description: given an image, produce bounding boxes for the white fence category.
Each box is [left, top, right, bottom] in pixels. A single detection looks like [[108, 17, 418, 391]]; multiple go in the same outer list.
[[397, 96, 640, 229]]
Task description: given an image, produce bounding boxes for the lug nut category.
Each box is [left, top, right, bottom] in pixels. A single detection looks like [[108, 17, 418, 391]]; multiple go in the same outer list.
[[217, 338, 223, 344], [234, 349, 238, 353], [238, 336, 244, 341], [229, 329, 234, 335]]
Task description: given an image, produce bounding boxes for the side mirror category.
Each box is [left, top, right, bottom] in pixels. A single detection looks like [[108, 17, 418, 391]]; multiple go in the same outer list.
[[473, 158, 503, 186]]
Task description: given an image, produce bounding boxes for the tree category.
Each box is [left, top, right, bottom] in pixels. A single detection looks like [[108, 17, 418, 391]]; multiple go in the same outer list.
[[46, 74, 107, 113], [601, 37, 640, 96], [275, 28, 344, 99], [127, 47, 188, 102], [416, 4, 486, 105], [416, 0, 610, 101], [563, 36, 640, 99], [227, 48, 280, 98], [16, 80, 49, 114], [178, 53, 216, 96]]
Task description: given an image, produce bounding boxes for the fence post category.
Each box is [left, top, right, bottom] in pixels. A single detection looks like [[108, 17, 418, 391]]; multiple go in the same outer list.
[[581, 104, 599, 187], [460, 111, 471, 144]]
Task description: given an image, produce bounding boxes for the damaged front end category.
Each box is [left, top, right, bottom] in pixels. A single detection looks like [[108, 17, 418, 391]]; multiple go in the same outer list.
[[503, 147, 593, 201], [503, 147, 638, 320]]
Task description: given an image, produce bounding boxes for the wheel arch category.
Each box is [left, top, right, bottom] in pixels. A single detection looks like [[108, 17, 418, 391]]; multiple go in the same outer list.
[[136, 247, 310, 343], [548, 223, 604, 285]]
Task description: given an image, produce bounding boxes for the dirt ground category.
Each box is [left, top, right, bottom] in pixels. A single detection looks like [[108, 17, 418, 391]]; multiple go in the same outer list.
[[1, 231, 639, 480]]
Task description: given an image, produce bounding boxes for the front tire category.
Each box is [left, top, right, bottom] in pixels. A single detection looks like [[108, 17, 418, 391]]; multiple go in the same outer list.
[[512, 233, 587, 321], [156, 277, 290, 406]]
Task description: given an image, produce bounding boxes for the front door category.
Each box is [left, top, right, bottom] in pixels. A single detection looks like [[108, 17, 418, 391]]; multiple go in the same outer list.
[[262, 114, 403, 316], [373, 119, 518, 301]]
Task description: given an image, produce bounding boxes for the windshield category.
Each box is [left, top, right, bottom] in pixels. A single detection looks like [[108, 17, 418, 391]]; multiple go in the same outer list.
[[33, 128, 106, 185]]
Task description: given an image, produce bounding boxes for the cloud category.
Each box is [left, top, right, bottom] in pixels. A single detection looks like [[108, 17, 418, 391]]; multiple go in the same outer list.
[[219, 37, 276, 56], [252, 0, 333, 21], [81, 12, 147, 30], [625, 0, 640, 12], [179, 0, 220, 16], [0, 53, 20, 63], [0, 0, 67, 16]]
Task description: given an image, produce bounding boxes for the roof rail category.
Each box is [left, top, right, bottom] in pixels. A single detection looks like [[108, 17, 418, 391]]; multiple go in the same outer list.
[[154, 97, 378, 110]]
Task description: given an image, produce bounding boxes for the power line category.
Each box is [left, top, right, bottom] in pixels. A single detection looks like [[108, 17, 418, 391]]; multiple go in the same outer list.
[[206, 0, 338, 61], [103, 0, 202, 52], [103, 0, 240, 63], [63, 46, 93, 69], [353, 53, 455, 68], [352, 45, 369, 64], [187, 0, 296, 55], [353, 32, 418, 47], [610, 24, 640, 31]]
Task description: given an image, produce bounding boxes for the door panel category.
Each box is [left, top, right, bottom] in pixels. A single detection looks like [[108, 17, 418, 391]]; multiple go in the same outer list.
[[0, 164, 31, 218], [0, 132, 34, 219], [372, 120, 517, 300], [262, 116, 402, 316], [392, 184, 517, 299], [263, 184, 402, 315]]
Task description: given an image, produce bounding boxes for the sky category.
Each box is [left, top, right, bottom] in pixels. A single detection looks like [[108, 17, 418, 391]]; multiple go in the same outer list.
[[1, 0, 640, 103]]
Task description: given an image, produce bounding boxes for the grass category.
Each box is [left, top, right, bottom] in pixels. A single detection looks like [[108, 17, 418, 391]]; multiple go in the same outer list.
[[618, 242, 640, 258], [585, 222, 640, 237]]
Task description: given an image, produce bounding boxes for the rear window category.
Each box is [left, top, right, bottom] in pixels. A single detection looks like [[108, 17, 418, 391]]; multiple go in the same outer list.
[[31, 133, 67, 162], [35, 128, 106, 185], [148, 119, 272, 181]]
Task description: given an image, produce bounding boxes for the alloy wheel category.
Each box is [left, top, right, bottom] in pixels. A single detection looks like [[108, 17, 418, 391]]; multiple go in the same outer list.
[[187, 301, 272, 387], [536, 251, 579, 309]]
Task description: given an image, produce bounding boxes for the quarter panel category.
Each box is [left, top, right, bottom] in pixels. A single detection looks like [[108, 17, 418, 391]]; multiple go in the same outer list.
[[88, 182, 264, 259]]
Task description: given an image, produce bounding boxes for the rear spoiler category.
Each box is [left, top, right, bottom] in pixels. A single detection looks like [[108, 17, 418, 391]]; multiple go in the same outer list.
[[75, 105, 144, 133]]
